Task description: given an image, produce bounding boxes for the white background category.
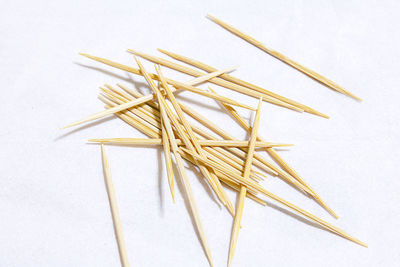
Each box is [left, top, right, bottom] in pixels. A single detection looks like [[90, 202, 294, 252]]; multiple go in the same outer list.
[[1, 0, 399, 266]]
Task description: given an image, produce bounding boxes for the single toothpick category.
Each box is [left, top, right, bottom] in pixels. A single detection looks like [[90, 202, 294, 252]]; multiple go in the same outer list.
[[127, 49, 304, 113], [206, 14, 361, 101], [101, 144, 130, 267], [211, 92, 338, 218], [228, 97, 262, 267], [89, 138, 292, 148], [158, 48, 328, 118], [160, 114, 175, 202]]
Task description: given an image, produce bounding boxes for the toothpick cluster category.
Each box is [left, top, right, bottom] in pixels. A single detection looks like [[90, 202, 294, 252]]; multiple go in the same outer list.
[[63, 15, 365, 267]]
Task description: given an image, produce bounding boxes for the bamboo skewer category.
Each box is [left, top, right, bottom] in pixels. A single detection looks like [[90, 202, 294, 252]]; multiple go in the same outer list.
[[158, 48, 328, 118], [228, 97, 262, 267], [101, 144, 130, 267], [89, 138, 292, 148], [206, 14, 361, 101], [127, 49, 304, 113], [210, 90, 338, 218]]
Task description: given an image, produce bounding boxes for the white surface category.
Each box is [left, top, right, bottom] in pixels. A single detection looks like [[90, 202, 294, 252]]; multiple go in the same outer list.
[[0, 0, 399, 266]]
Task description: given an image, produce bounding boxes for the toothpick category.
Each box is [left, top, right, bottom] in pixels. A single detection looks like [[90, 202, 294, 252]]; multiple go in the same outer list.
[[89, 138, 292, 148], [206, 14, 361, 101], [101, 144, 130, 267], [158, 48, 329, 118], [127, 49, 304, 113], [62, 95, 153, 129], [160, 115, 175, 202], [228, 98, 262, 267]]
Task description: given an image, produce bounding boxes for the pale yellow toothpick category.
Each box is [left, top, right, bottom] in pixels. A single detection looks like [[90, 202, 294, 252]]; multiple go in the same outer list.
[[228, 97, 262, 267], [101, 144, 130, 267], [206, 14, 361, 101]]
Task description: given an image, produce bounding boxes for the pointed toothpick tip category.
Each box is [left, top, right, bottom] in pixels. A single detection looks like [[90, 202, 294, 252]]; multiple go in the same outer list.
[[206, 14, 216, 20], [60, 124, 73, 130]]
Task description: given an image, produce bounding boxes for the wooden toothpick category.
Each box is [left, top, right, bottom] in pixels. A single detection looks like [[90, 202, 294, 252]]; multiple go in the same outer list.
[[101, 144, 130, 267], [89, 138, 292, 148], [228, 97, 262, 267], [206, 14, 361, 101]]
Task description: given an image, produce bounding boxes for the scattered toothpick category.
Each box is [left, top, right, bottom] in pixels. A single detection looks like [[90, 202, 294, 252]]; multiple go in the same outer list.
[[67, 21, 367, 265], [101, 144, 130, 267], [228, 97, 262, 267], [206, 14, 361, 101], [89, 138, 292, 148]]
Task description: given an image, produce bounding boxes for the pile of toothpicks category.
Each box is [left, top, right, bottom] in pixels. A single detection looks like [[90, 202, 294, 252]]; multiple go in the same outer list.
[[62, 15, 366, 267]]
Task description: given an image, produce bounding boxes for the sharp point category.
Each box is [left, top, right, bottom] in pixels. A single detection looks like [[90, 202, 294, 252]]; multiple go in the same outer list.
[[60, 124, 72, 130], [206, 14, 215, 20]]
